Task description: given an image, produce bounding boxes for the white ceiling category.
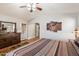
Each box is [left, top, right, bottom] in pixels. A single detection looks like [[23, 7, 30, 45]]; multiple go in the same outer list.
[[0, 3, 79, 21]]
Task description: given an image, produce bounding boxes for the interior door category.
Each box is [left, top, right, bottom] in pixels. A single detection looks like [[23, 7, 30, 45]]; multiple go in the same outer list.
[[35, 23, 40, 38]]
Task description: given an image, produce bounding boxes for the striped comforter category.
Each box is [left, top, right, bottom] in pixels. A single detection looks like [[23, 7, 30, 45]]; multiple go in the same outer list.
[[6, 38, 79, 56]]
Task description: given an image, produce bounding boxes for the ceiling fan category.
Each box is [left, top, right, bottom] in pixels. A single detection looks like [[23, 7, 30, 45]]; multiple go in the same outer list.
[[20, 3, 42, 12]]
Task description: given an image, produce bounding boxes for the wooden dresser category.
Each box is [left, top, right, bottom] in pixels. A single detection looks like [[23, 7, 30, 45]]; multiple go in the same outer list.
[[0, 32, 21, 49]]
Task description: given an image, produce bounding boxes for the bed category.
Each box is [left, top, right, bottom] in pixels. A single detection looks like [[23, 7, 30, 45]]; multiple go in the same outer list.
[[6, 38, 79, 56]]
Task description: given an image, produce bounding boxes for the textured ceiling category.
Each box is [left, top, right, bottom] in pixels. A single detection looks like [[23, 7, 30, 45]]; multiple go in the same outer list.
[[0, 3, 79, 21]]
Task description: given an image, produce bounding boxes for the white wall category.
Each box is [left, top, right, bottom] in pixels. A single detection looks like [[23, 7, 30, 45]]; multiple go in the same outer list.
[[27, 24, 35, 39], [0, 14, 27, 40], [28, 14, 76, 40], [76, 16, 79, 27], [0, 14, 77, 40]]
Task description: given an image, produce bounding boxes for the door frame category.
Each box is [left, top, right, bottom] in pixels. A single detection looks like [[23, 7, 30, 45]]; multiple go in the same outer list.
[[35, 23, 40, 38]]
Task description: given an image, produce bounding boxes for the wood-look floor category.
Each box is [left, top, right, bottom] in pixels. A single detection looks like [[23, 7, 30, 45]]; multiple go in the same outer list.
[[0, 38, 38, 56]]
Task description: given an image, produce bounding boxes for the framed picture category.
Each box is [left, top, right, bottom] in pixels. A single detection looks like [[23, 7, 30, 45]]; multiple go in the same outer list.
[[47, 21, 62, 32]]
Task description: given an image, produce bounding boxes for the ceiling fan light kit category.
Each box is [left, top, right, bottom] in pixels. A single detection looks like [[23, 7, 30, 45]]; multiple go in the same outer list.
[[20, 3, 42, 12]]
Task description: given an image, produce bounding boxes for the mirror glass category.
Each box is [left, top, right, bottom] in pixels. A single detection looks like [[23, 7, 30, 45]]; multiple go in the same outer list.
[[0, 21, 16, 34]]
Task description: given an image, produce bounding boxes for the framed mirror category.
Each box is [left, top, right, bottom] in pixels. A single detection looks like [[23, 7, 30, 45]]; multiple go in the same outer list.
[[0, 21, 16, 33]]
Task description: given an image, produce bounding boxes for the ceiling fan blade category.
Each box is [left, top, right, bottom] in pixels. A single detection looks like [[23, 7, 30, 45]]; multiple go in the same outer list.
[[36, 7, 42, 11], [20, 6, 27, 8], [36, 3, 39, 4]]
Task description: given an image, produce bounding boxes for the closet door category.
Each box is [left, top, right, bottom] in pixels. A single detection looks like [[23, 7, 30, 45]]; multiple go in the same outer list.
[[21, 24, 27, 40], [22, 24, 26, 34]]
